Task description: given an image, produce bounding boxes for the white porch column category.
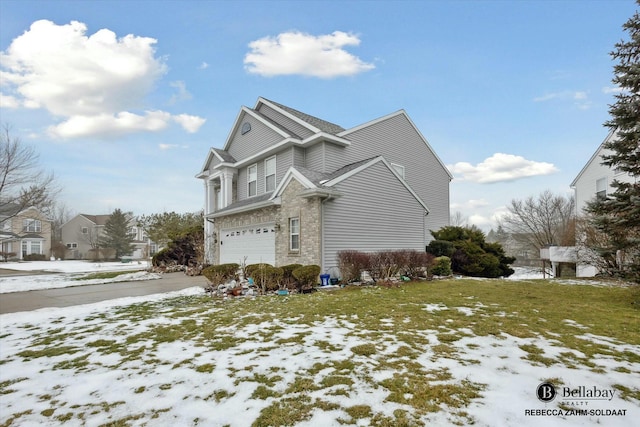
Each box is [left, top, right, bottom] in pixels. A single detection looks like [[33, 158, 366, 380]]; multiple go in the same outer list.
[[221, 168, 234, 208]]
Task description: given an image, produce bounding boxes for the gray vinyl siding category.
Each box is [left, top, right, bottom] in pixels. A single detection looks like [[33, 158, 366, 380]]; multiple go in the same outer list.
[[292, 146, 305, 168], [227, 113, 284, 161], [257, 104, 315, 139], [339, 114, 450, 242], [207, 156, 220, 174], [236, 149, 293, 201], [303, 141, 345, 173], [322, 161, 426, 273], [304, 143, 324, 171]]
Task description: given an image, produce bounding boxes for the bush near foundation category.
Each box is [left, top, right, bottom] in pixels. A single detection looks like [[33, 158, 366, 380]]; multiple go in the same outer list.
[[202, 263, 239, 285], [431, 256, 453, 276], [280, 264, 303, 290], [337, 249, 435, 282], [293, 265, 321, 289], [246, 263, 284, 292]]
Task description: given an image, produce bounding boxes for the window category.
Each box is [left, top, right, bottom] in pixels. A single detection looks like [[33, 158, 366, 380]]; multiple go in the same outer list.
[[248, 164, 257, 197], [265, 156, 276, 192], [81, 227, 88, 234], [289, 218, 300, 251], [596, 177, 607, 200], [391, 163, 405, 179], [66, 243, 78, 249], [23, 219, 42, 232]]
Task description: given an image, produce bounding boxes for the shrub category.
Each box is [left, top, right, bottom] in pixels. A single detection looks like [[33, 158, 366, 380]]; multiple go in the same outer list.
[[366, 251, 402, 282], [246, 263, 283, 292], [23, 254, 47, 261], [402, 250, 435, 278], [337, 250, 369, 282], [281, 264, 303, 289], [426, 240, 455, 257], [293, 265, 321, 288], [431, 256, 452, 276], [202, 263, 239, 285]]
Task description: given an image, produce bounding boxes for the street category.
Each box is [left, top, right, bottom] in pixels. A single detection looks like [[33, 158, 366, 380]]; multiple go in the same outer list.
[[0, 272, 206, 314]]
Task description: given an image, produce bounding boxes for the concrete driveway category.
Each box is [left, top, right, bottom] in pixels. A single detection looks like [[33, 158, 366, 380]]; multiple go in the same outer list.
[[0, 272, 207, 314]]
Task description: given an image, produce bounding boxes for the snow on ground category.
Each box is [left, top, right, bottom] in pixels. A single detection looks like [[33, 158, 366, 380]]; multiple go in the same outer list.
[[0, 288, 637, 427], [0, 260, 156, 293], [0, 259, 150, 273]]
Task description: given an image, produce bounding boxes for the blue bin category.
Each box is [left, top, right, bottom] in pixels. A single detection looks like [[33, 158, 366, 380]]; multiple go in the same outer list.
[[320, 274, 331, 286]]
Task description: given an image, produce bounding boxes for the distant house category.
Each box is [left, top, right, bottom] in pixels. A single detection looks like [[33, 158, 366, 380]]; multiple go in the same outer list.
[[0, 206, 52, 260], [61, 213, 156, 260], [197, 97, 452, 276], [569, 129, 637, 277]]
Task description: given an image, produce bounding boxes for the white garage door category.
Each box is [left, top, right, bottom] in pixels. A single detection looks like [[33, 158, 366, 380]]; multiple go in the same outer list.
[[220, 223, 276, 266]]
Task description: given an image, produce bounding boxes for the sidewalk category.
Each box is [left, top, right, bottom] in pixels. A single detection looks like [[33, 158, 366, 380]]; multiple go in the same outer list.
[[0, 272, 206, 314]]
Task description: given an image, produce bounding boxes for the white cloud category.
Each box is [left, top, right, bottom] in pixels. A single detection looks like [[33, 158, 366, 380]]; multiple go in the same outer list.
[[602, 86, 623, 94], [448, 153, 558, 183], [159, 143, 188, 150], [451, 199, 489, 210], [198, 62, 209, 70], [172, 114, 206, 133], [48, 110, 172, 138], [168, 81, 192, 104], [0, 92, 20, 108], [244, 31, 375, 78], [533, 90, 591, 109], [0, 20, 205, 138]]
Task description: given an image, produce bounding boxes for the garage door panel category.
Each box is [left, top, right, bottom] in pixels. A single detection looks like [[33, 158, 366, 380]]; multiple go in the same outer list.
[[220, 223, 275, 265]]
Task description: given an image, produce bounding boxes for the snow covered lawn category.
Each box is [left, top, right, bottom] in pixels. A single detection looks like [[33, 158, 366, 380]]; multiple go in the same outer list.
[[0, 260, 156, 293], [1, 278, 638, 426]]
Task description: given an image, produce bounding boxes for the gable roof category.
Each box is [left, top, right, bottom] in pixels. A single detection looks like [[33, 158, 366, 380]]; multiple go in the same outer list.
[[259, 98, 346, 135], [79, 214, 111, 226], [339, 110, 453, 181], [570, 128, 617, 188]]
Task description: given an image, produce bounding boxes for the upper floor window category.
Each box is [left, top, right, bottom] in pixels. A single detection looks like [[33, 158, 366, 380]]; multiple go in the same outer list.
[[391, 163, 405, 179], [596, 177, 607, 200], [248, 164, 257, 197], [265, 156, 276, 192], [81, 227, 88, 234], [23, 219, 42, 233]]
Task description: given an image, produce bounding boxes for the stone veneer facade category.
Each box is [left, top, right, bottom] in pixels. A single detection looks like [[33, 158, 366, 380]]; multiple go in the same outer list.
[[275, 179, 322, 267], [213, 178, 322, 267]]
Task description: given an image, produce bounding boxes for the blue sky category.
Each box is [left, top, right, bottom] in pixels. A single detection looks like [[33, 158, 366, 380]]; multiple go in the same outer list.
[[0, 0, 634, 231]]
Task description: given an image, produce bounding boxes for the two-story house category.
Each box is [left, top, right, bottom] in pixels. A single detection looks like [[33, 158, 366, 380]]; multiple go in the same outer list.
[[61, 213, 155, 260], [0, 205, 52, 260], [197, 97, 452, 277], [570, 129, 637, 277]]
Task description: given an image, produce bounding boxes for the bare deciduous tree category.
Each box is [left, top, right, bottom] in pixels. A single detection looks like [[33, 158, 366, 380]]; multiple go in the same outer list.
[[0, 125, 57, 218], [499, 190, 575, 253]]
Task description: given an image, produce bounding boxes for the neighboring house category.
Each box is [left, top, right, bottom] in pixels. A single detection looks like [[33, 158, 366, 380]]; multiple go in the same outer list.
[[197, 97, 452, 276], [0, 206, 52, 260], [569, 129, 637, 277], [61, 213, 156, 260]]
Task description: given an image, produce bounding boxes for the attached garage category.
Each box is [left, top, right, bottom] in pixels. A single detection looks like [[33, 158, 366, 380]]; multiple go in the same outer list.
[[219, 223, 276, 265]]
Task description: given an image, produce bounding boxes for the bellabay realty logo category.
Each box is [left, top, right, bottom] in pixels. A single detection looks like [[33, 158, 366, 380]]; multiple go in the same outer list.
[[526, 382, 627, 418], [536, 382, 616, 403]]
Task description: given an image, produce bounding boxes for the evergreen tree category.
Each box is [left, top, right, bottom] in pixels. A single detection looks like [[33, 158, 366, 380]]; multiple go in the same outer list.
[[99, 209, 135, 260], [585, 5, 640, 283]]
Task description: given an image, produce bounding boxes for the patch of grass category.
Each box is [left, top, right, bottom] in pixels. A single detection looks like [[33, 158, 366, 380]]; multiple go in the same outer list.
[[351, 343, 377, 356], [17, 346, 80, 359], [74, 270, 140, 281], [0, 377, 28, 395], [252, 395, 314, 427], [195, 363, 215, 373]]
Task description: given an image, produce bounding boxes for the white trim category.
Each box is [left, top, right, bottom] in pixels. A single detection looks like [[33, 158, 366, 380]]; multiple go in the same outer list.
[[571, 129, 617, 188], [247, 163, 257, 197], [324, 156, 430, 213], [264, 155, 277, 193], [223, 106, 291, 151], [207, 198, 281, 219], [270, 167, 317, 200], [391, 163, 405, 179], [338, 110, 453, 181], [257, 97, 322, 134], [289, 217, 300, 252]]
